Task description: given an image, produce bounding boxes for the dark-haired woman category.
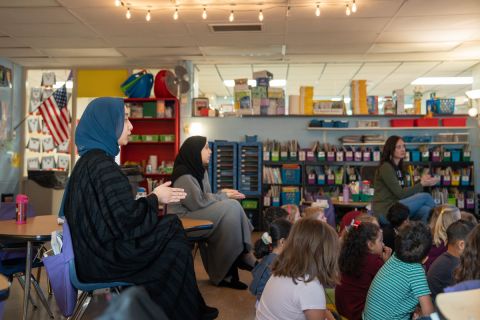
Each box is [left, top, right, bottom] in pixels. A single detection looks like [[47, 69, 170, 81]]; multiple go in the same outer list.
[[336, 222, 391, 320], [372, 135, 438, 223], [168, 136, 255, 289]]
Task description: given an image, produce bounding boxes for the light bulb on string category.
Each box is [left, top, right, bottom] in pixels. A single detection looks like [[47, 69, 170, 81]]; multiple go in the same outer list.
[[259, 9, 264, 21], [229, 10, 234, 22], [352, 0, 357, 13], [346, 3, 351, 16], [173, 8, 179, 20], [146, 10, 151, 21], [315, 4, 321, 16], [115, 0, 122, 7], [286, 6, 290, 17], [126, 7, 131, 19], [202, 7, 207, 19]]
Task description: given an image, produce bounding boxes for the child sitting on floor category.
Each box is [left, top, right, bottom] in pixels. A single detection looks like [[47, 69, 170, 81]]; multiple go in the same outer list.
[[262, 207, 289, 230], [250, 218, 292, 304], [303, 206, 327, 222], [363, 221, 434, 319], [281, 204, 301, 224], [454, 224, 480, 284], [425, 205, 461, 271], [427, 220, 475, 300], [336, 221, 392, 320], [383, 202, 410, 251], [256, 219, 338, 320]]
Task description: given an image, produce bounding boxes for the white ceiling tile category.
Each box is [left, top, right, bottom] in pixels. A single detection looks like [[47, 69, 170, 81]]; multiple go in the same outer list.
[[217, 64, 252, 79], [287, 18, 389, 34], [370, 42, 460, 54], [398, 0, 480, 16], [0, 36, 26, 47], [0, 0, 58, 7], [425, 61, 479, 76], [387, 15, 480, 31], [18, 37, 108, 48], [377, 30, 477, 43], [40, 48, 122, 57], [117, 47, 202, 57], [287, 43, 371, 54], [200, 45, 283, 57], [0, 48, 44, 57], [0, 8, 77, 24], [0, 23, 96, 37]]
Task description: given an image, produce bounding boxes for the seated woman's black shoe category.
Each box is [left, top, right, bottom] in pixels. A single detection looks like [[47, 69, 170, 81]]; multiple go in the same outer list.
[[237, 259, 256, 271], [201, 305, 219, 320], [218, 279, 248, 290]]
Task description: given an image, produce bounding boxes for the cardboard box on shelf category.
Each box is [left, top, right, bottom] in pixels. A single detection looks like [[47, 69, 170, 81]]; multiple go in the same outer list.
[[351, 80, 368, 115]]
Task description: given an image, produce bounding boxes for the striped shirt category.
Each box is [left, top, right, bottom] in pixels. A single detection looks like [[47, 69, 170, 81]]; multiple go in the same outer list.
[[363, 254, 431, 320]]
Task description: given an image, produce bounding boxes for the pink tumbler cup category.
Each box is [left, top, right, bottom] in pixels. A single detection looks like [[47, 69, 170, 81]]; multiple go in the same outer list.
[[16, 194, 28, 224]]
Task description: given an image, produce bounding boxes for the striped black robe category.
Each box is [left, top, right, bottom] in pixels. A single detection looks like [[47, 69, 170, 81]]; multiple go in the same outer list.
[[64, 149, 206, 320]]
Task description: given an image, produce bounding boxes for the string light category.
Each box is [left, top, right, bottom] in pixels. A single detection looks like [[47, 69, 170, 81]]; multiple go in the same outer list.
[[114, 3, 360, 22]]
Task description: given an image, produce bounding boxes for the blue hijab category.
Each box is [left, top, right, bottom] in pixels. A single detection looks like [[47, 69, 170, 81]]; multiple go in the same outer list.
[[76, 97, 125, 157]]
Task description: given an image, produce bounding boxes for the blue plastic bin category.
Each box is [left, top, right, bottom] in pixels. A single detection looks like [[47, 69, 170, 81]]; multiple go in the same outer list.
[[281, 167, 301, 184], [410, 150, 421, 162], [452, 150, 461, 162], [281, 191, 301, 205]]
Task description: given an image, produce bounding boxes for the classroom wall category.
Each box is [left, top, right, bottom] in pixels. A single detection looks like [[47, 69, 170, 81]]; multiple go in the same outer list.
[[0, 57, 23, 196]]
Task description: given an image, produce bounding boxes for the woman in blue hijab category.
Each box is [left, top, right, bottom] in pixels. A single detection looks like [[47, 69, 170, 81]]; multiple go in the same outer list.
[[64, 97, 217, 320]]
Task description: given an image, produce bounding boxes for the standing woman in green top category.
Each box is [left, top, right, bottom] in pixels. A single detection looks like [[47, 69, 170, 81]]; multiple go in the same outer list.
[[372, 135, 439, 223]]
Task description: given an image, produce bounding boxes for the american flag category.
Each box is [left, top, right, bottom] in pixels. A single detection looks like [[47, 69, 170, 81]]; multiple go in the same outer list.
[[39, 84, 70, 146]]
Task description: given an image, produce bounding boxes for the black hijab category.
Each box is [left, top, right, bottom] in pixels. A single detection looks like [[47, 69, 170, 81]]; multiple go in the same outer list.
[[171, 136, 207, 191]]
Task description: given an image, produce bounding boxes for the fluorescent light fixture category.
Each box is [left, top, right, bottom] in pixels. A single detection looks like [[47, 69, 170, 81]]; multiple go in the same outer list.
[[411, 77, 473, 85], [331, 97, 343, 101], [466, 89, 480, 99], [223, 79, 286, 88]]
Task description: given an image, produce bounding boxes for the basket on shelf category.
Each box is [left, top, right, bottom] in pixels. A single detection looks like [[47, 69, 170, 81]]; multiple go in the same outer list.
[[427, 98, 455, 115]]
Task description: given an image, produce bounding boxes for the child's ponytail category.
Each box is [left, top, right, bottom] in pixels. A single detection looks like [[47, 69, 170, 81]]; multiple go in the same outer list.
[[254, 218, 292, 259]]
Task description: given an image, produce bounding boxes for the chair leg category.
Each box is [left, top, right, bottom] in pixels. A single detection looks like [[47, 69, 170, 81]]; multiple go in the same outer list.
[[30, 275, 54, 318], [47, 278, 52, 295], [69, 291, 91, 320], [16, 275, 38, 309]]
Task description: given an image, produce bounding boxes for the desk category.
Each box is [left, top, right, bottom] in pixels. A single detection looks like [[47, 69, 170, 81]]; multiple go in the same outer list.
[[0, 215, 61, 320], [181, 218, 213, 232]]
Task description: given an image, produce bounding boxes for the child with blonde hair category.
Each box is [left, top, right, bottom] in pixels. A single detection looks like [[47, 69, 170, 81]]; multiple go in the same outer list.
[[303, 206, 326, 222], [256, 219, 339, 320], [281, 204, 301, 223], [425, 205, 461, 270]]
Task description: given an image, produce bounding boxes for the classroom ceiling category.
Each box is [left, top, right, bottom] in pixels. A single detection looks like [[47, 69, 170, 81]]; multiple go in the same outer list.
[[0, 0, 479, 97]]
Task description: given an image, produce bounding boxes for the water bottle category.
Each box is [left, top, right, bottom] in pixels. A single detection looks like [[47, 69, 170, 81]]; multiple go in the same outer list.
[[16, 194, 28, 224], [135, 187, 147, 200], [343, 184, 350, 203]]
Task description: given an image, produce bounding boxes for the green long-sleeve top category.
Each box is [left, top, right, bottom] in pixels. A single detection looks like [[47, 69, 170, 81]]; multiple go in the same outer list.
[[371, 162, 423, 218]]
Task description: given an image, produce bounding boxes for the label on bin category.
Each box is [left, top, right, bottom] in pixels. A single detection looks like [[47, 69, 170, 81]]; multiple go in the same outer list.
[[422, 151, 429, 158], [349, 174, 357, 181], [299, 151, 306, 161], [444, 151, 451, 158], [263, 152, 270, 161], [336, 152, 344, 161], [290, 151, 297, 159], [281, 151, 288, 158], [458, 200, 465, 209], [263, 196, 271, 206], [452, 176, 461, 185], [462, 176, 470, 184], [317, 151, 325, 159]]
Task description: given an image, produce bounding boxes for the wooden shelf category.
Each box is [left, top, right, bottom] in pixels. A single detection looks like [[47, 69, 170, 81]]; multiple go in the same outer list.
[[127, 141, 175, 145], [129, 118, 175, 121], [341, 142, 468, 146], [308, 126, 472, 131]]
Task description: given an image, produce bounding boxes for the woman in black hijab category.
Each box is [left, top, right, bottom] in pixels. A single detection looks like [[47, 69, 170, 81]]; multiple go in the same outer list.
[[169, 136, 255, 289]]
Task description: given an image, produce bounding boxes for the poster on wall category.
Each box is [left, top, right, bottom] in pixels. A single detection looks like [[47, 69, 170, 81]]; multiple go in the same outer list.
[[0, 65, 12, 87], [0, 101, 11, 142]]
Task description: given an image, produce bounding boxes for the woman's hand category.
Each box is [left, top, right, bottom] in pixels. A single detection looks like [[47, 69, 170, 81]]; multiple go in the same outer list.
[[420, 175, 440, 187], [221, 188, 246, 200], [152, 181, 187, 204], [382, 246, 392, 262]]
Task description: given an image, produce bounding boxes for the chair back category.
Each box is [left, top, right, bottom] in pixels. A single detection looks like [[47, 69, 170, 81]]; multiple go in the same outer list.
[[0, 202, 36, 221], [42, 221, 78, 317]]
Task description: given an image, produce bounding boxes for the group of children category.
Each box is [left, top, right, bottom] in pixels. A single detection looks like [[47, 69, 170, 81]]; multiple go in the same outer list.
[[249, 203, 480, 320]]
